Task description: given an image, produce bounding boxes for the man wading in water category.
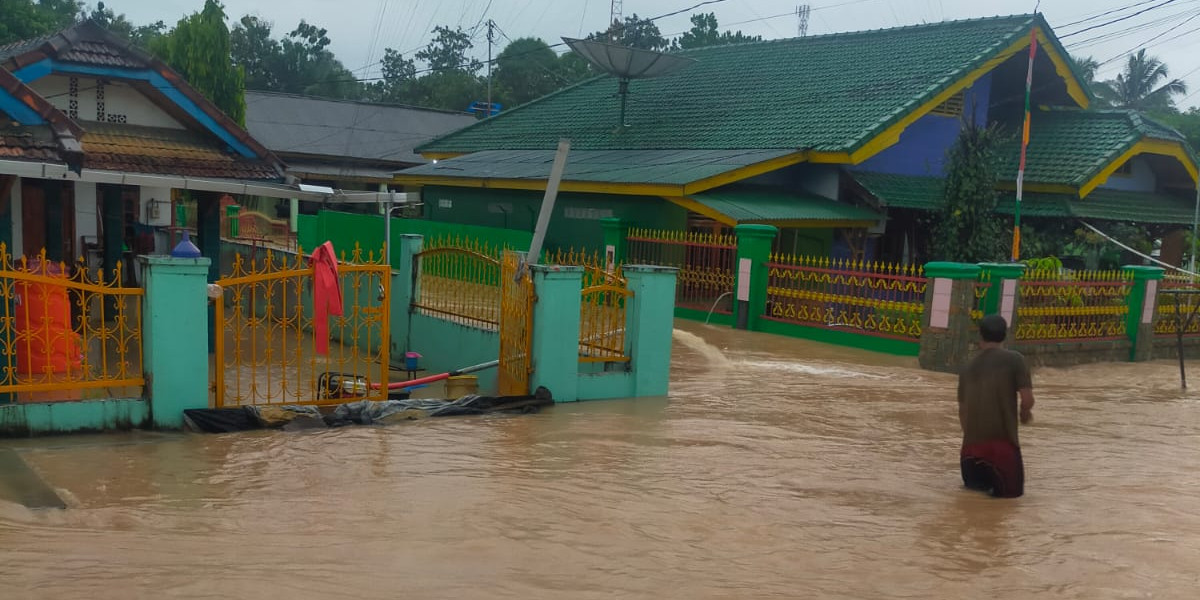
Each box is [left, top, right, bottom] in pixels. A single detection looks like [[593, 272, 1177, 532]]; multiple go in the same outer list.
[[957, 314, 1035, 498]]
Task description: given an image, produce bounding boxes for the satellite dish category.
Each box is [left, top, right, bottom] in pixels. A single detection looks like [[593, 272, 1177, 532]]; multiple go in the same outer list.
[[562, 37, 696, 128]]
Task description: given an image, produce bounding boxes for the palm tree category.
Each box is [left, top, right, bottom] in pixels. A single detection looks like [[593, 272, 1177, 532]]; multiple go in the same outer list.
[[1070, 55, 1108, 99], [1095, 49, 1187, 112]]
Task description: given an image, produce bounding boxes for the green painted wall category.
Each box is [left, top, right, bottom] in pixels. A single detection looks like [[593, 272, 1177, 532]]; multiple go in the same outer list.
[[0, 399, 149, 436], [422, 186, 687, 254], [302, 209, 535, 266], [777, 227, 834, 257]]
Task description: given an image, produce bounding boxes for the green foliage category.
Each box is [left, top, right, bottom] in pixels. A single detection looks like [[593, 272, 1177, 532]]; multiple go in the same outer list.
[[157, 0, 245, 124], [0, 0, 81, 45], [670, 12, 762, 50], [230, 16, 360, 99], [416, 25, 480, 74], [493, 37, 560, 108], [1094, 49, 1187, 112], [931, 122, 1007, 263], [88, 2, 165, 46], [1151, 107, 1200, 151], [591, 14, 668, 51]]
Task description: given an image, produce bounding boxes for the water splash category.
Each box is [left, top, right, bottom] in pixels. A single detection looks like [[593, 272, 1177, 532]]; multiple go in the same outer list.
[[672, 328, 732, 368], [737, 359, 890, 380]]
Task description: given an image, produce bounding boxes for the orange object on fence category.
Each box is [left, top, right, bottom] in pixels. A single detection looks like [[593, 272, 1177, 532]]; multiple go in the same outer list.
[[14, 260, 83, 378]]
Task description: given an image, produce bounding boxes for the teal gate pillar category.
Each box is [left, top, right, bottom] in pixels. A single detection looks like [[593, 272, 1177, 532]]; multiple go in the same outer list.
[[733, 224, 777, 331], [978, 262, 1026, 328], [919, 262, 982, 373], [1124, 265, 1165, 362], [391, 234, 423, 364], [600, 217, 628, 272], [625, 265, 678, 397], [529, 265, 583, 402], [141, 255, 212, 429]]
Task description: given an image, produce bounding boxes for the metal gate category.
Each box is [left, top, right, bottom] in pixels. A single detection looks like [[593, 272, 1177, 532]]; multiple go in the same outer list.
[[498, 250, 534, 396], [213, 245, 391, 407]]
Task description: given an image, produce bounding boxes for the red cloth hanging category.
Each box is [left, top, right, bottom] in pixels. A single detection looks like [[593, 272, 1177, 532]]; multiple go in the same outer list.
[[311, 241, 343, 356]]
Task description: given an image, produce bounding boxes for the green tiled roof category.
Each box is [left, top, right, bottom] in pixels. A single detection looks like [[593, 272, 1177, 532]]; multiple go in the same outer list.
[[394, 148, 793, 186], [994, 109, 1190, 186], [849, 171, 944, 209], [690, 188, 882, 224], [851, 170, 1194, 225], [419, 14, 1055, 154], [996, 188, 1197, 225]]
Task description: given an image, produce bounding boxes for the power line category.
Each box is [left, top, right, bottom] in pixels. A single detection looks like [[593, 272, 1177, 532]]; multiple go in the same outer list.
[[1098, 10, 1200, 66], [1057, 0, 1165, 30], [1059, 0, 1180, 39]]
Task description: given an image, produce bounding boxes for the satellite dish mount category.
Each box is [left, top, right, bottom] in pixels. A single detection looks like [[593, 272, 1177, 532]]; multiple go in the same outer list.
[[562, 37, 696, 128]]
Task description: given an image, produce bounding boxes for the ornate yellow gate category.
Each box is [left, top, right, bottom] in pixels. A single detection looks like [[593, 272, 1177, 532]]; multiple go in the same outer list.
[[213, 245, 391, 407], [498, 251, 534, 396]]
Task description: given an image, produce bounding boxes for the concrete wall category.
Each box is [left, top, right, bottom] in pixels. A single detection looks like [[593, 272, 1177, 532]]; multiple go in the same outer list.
[[407, 313, 499, 394], [1012, 339, 1133, 368], [1098, 156, 1157, 193], [1151, 335, 1200, 360], [0, 399, 149, 436]]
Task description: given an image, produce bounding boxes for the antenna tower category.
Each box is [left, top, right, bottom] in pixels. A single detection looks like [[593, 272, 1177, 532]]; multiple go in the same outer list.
[[610, 0, 623, 42], [797, 4, 811, 37]]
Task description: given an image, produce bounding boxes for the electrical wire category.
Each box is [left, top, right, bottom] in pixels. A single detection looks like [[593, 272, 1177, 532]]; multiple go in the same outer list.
[[1059, 0, 1180, 39]]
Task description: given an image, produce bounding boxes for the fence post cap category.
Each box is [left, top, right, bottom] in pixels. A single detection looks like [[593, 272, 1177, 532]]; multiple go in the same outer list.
[[978, 262, 1027, 278], [1122, 265, 1166, 280], [924, 262, 981, 279], [733, 224, 778, 237]]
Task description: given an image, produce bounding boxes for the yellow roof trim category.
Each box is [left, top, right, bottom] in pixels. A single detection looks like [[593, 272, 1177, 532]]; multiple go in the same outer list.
[[770, 219, 877, 229], [1079, 139, 1200, 198], [846, 26, 1089, 167], [389, 174, 685, 196], [996, 181, 1078, 195], [662, 196, 737, 227], [419, 152, 464, 161], [681, 151, 809, 195]]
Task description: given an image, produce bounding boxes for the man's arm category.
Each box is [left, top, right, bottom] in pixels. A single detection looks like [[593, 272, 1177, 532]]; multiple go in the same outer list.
[[1019, 387, 1034, 424]]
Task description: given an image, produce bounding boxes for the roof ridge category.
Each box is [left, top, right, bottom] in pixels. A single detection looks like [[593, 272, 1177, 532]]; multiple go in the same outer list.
[[678, 13, 1038, 55], [245, 89, 474, 115]]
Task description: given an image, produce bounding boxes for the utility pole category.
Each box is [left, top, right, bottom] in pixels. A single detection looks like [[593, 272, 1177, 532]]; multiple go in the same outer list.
[[797, 4, 811, 37], [486, 19, 495, 117]]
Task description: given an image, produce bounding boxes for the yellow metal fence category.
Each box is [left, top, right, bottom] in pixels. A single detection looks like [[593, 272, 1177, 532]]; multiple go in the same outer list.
[[765, 254, 927, 341], [626, 228, 735, 313], [0, 245, 143, 402], [1156, 274, 1200, 337], [1015, 269, 1131, 342], [411, 237, 503, 330], [499, 251, 534, 395], [214, 244, 390, 407]]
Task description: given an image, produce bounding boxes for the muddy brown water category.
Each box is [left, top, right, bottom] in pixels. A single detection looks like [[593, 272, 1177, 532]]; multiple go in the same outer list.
[[3, 320, 1200, 599]]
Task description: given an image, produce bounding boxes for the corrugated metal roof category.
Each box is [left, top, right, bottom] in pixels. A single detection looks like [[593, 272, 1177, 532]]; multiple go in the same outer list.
[[244, 91, 475, 165], [80, 121, 280, 180], [690, 188, 882, 223], [394, 148, 795, 186]]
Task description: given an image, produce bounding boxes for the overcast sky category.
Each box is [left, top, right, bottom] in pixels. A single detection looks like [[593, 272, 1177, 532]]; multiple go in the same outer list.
[[114, 0, 1200, 107]]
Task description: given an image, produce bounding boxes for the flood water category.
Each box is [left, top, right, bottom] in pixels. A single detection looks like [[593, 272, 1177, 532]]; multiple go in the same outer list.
[[4, 320, 1200, 599]]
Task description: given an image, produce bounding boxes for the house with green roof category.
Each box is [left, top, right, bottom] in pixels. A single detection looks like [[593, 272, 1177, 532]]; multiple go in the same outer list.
[[394, 14, 1198, 264]]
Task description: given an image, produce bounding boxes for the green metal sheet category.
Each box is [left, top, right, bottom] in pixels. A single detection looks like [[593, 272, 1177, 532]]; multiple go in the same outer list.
[[996, 189, 1198, 225], [690, 188, 882, 223], [396, 148, 794, 186]]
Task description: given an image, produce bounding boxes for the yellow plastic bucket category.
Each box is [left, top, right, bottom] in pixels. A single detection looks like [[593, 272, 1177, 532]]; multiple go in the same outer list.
[[445, 375, 478, 398]]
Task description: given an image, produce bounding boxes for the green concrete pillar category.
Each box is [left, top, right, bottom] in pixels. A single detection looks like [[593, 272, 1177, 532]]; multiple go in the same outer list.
[[624, 264, 678, 397], [529, 265, 583, 401], [600, 217, 627, 272], [977, 262, 1026, 327], [733, 224, 777, 331], [140, 255, 212, 429], [1124, 265, 1165, 362], [43, 180, 64, 262], [390, 234, 423, 364], [919, 262, 982, 373]]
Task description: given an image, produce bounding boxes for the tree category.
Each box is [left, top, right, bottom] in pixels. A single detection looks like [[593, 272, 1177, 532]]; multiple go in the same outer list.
[[157, 0, 245, 124], [88, 2, 165, 47], [367, 47, 417, 103], [557, 51, 594, 83], [1153, 107, 1200, 151], [493, 37, 560, 107], [416, 25, 480, 74], [0, 0, 81, 45], [932, 122, 1007, 262], [230, 15, 281, 90], [671, 12, 761, 50], [591, 14, 668, 51], [1095, 49, 1187, 112], [230, 16, 360, 99]]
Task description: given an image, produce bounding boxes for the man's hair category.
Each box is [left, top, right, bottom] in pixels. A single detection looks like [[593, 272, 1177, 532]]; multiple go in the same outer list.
[[979, 314, 1008, 343]]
